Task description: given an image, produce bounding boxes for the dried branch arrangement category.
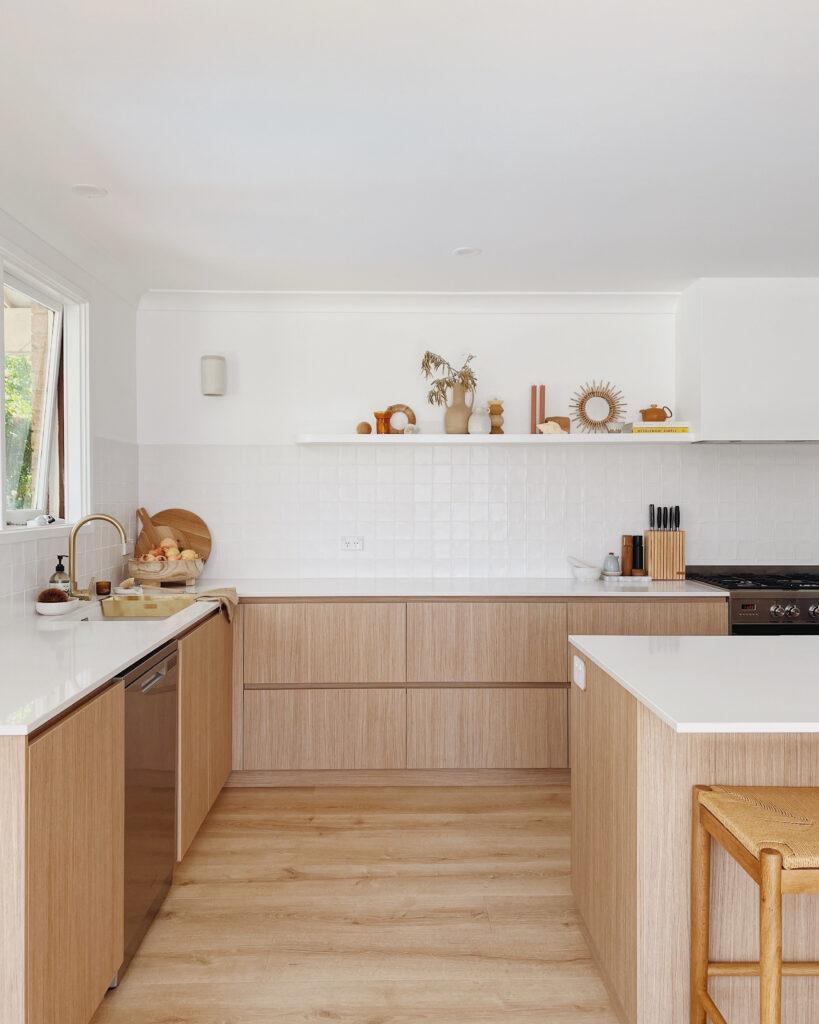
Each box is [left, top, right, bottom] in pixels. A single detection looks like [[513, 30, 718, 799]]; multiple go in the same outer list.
[[420, 351, 478, 406]]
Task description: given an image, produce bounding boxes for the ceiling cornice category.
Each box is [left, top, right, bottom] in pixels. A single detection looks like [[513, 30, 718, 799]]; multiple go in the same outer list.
[[138, 290, 680, 316]]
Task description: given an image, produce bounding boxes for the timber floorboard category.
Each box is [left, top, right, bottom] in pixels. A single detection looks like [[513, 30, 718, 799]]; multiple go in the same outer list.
[[92, 785, 617, 1023]]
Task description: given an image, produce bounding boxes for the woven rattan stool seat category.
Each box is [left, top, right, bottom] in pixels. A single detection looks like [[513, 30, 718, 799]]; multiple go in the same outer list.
[[698, 785, 819, 870]]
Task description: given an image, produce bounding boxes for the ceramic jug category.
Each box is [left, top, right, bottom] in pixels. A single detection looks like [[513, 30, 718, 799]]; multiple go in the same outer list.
[[445, 384, 474, 434]]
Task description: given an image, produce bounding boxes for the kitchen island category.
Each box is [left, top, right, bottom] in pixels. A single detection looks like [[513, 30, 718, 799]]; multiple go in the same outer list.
[[568, 635, 819, 1024]]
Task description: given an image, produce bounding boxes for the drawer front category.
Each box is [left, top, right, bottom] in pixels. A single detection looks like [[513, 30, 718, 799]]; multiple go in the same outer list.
[[243, 603, 406, 685], [568, 600, 728, 642], [243, 689, 407, 769], [407, 687, 568, 769], [407, 602, 567, 683], [649, 600, 728, 635]]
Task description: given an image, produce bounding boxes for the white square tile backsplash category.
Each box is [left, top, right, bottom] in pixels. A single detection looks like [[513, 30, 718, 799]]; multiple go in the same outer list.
[[138, 441, 819, 579], [1, 437, 138, 612]]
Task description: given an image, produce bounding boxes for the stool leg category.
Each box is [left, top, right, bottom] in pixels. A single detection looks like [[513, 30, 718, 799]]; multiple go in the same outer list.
[[759, 849, 783, 1024], [691, 790, 711, 1024]]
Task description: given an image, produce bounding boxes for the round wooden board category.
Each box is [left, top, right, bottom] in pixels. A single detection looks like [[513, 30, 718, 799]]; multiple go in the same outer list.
[[135, 508, 212, 560]]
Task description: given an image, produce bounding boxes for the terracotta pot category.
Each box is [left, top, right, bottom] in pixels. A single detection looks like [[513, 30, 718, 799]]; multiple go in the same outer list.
[[640, 404, 673, 422], [444, 383, 474, 434]]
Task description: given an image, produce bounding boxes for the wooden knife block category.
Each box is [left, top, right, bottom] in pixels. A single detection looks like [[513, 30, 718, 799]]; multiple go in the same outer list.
[[644, 530, 686, 581]]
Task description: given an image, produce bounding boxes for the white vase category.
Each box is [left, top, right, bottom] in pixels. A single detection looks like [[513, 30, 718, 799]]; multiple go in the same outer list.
[[468, 403, 491, 434]]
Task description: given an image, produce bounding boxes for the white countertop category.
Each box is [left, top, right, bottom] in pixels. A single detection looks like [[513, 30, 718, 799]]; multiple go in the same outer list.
[[198, 576, 727, 599], [0, 601, 217, 736], [0, 577, 725, 739], [569, 635, 819, 734]]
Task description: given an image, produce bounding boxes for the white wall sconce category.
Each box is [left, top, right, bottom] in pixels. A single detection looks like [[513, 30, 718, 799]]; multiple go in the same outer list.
[[201, 355, 227, 396]]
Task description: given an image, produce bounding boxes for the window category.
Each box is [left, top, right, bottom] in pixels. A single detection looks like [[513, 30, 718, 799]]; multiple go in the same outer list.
[[3, 279, 63, 516], [0, 254, 88, 534]]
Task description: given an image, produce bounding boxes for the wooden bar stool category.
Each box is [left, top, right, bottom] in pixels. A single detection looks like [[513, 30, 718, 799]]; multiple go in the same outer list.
[[690, 785, 819, 1024]]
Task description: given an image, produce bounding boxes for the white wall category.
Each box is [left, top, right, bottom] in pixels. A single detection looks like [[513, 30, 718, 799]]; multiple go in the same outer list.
[[137, 293, 676, 443], [137, 290, 819, 578], [0, 206, 139, 611]]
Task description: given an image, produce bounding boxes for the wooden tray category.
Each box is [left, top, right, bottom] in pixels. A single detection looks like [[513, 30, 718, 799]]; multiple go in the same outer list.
[[135, 507, 212, 560]]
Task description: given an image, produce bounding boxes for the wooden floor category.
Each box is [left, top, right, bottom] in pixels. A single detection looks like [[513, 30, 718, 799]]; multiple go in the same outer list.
[[93, 785, 618, 1023]]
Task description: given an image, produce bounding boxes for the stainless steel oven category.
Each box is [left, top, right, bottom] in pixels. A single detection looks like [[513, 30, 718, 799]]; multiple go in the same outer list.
[[687, 565, 819, 635], [113, 642, 178, 982]]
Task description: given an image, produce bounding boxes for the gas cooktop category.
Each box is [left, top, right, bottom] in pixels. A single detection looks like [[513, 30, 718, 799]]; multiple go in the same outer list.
[[687, 566, 819, 592]]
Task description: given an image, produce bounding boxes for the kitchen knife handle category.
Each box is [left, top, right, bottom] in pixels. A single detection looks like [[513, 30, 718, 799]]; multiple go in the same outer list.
[[662, 507, 669, 530], [649, 504, 655, 529], [674, 506, 680, 530]]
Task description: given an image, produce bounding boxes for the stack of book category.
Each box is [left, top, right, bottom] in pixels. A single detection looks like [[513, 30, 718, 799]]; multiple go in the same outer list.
[[620, 421, 690, 434]]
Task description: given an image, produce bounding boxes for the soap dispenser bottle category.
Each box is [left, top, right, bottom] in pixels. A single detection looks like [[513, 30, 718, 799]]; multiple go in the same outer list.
[[50, 555, 71, 594]]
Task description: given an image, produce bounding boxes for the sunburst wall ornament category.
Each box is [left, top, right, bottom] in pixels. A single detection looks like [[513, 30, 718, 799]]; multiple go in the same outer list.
[[570, 380, 627, 433]]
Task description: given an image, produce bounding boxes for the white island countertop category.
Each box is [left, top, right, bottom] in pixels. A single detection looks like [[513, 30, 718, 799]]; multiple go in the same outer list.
[[199, 576, 727, 599], [569, 634, 819, 734], [0, 601, 217, 736]]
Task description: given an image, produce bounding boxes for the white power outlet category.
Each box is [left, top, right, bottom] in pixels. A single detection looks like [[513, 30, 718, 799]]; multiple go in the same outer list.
[[341, 535, 365, 552]]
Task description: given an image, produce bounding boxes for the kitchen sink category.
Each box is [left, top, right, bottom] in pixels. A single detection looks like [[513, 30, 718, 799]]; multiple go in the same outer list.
[[72, 595, 196, 621]]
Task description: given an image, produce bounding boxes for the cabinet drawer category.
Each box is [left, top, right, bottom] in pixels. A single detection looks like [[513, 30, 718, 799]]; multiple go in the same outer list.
[[243, 603, 406, 685], [567, 600, 727, 639], [407, 687, 568, 769], [407, 602, 567, 683], [243, 689, 407, 769]]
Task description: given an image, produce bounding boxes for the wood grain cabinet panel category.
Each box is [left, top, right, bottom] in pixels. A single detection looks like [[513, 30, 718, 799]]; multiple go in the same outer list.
[[407, 602, 567, 683], [178, 612, 233, 860], [26, 683, 124, 1024], [568, 601, 653, 638], [407, 687, 568, 769], [244, 603, 406, 685], [649, 600, 727, 635], [244, 689, 407, 769]]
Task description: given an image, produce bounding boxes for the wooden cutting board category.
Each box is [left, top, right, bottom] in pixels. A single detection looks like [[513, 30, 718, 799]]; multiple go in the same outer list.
[[135, 508, 212, 560]]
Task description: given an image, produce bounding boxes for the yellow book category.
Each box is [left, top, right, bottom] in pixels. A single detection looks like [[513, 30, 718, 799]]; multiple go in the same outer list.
[[630, 424, 690, 433]]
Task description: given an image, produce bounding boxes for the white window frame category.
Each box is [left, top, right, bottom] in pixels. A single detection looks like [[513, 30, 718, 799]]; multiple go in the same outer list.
[[0, 251, 91, 541]]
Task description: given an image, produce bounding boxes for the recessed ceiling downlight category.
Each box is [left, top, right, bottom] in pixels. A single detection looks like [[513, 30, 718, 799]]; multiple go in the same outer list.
[[453, 246, 482, 257], [71, 183, 109, 199]]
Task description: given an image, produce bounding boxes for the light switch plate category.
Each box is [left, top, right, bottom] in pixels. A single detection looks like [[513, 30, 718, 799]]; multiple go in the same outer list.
[[572, 654, 586, 690]]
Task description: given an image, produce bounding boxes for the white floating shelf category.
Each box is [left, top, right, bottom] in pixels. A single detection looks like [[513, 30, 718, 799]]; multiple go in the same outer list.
[[297, 433, 698, 445]]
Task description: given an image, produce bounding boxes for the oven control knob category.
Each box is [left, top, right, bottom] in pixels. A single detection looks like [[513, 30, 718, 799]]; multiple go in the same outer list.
[[769, 604, 786, 620], [809, 604, 819, 620], [785, 603, 801, 620]]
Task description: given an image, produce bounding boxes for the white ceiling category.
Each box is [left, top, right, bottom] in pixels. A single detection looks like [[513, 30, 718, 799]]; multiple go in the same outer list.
[[2, 0, 819, 295]]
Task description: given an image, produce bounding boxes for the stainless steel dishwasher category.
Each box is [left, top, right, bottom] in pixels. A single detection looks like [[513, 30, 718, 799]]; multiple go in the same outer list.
[[114, 641, 178, 982]]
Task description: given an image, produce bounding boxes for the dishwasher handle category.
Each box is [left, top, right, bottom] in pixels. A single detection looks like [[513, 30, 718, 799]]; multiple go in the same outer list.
[[141, 669, 167, 694]]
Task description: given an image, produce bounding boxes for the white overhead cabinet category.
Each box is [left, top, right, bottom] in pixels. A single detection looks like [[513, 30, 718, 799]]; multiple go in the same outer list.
[[676, 278, 819, 440]]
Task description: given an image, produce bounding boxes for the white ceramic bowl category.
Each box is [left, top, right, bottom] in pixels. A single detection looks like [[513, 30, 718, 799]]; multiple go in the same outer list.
[[35, 597, 80, 616], [570, 565, 601, 581]]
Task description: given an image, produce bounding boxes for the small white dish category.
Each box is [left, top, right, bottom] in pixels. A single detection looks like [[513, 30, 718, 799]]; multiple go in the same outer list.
[[36, 598, 80, 616], [570, 565, 601, 581]]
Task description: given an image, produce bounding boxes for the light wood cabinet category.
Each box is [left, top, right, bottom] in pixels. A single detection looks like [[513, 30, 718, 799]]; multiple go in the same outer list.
[[243, 602, 406, 685], [178, 611, 233, 859], [26, 684, 124, 1024], [407, 687, 568, 769], [244, 689, 406, 769], [407, 602, 567, 683], [648, 600, 727, 635]]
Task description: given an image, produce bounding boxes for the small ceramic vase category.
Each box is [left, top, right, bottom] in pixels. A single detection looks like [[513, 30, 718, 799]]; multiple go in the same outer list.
[[444, 384, 473, 434], [374, 411, 389, 434], [468, 403, 492, 434]]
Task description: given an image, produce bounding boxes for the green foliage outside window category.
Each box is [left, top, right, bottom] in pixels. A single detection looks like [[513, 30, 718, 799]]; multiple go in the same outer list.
[[4, 355, 33, 508]]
